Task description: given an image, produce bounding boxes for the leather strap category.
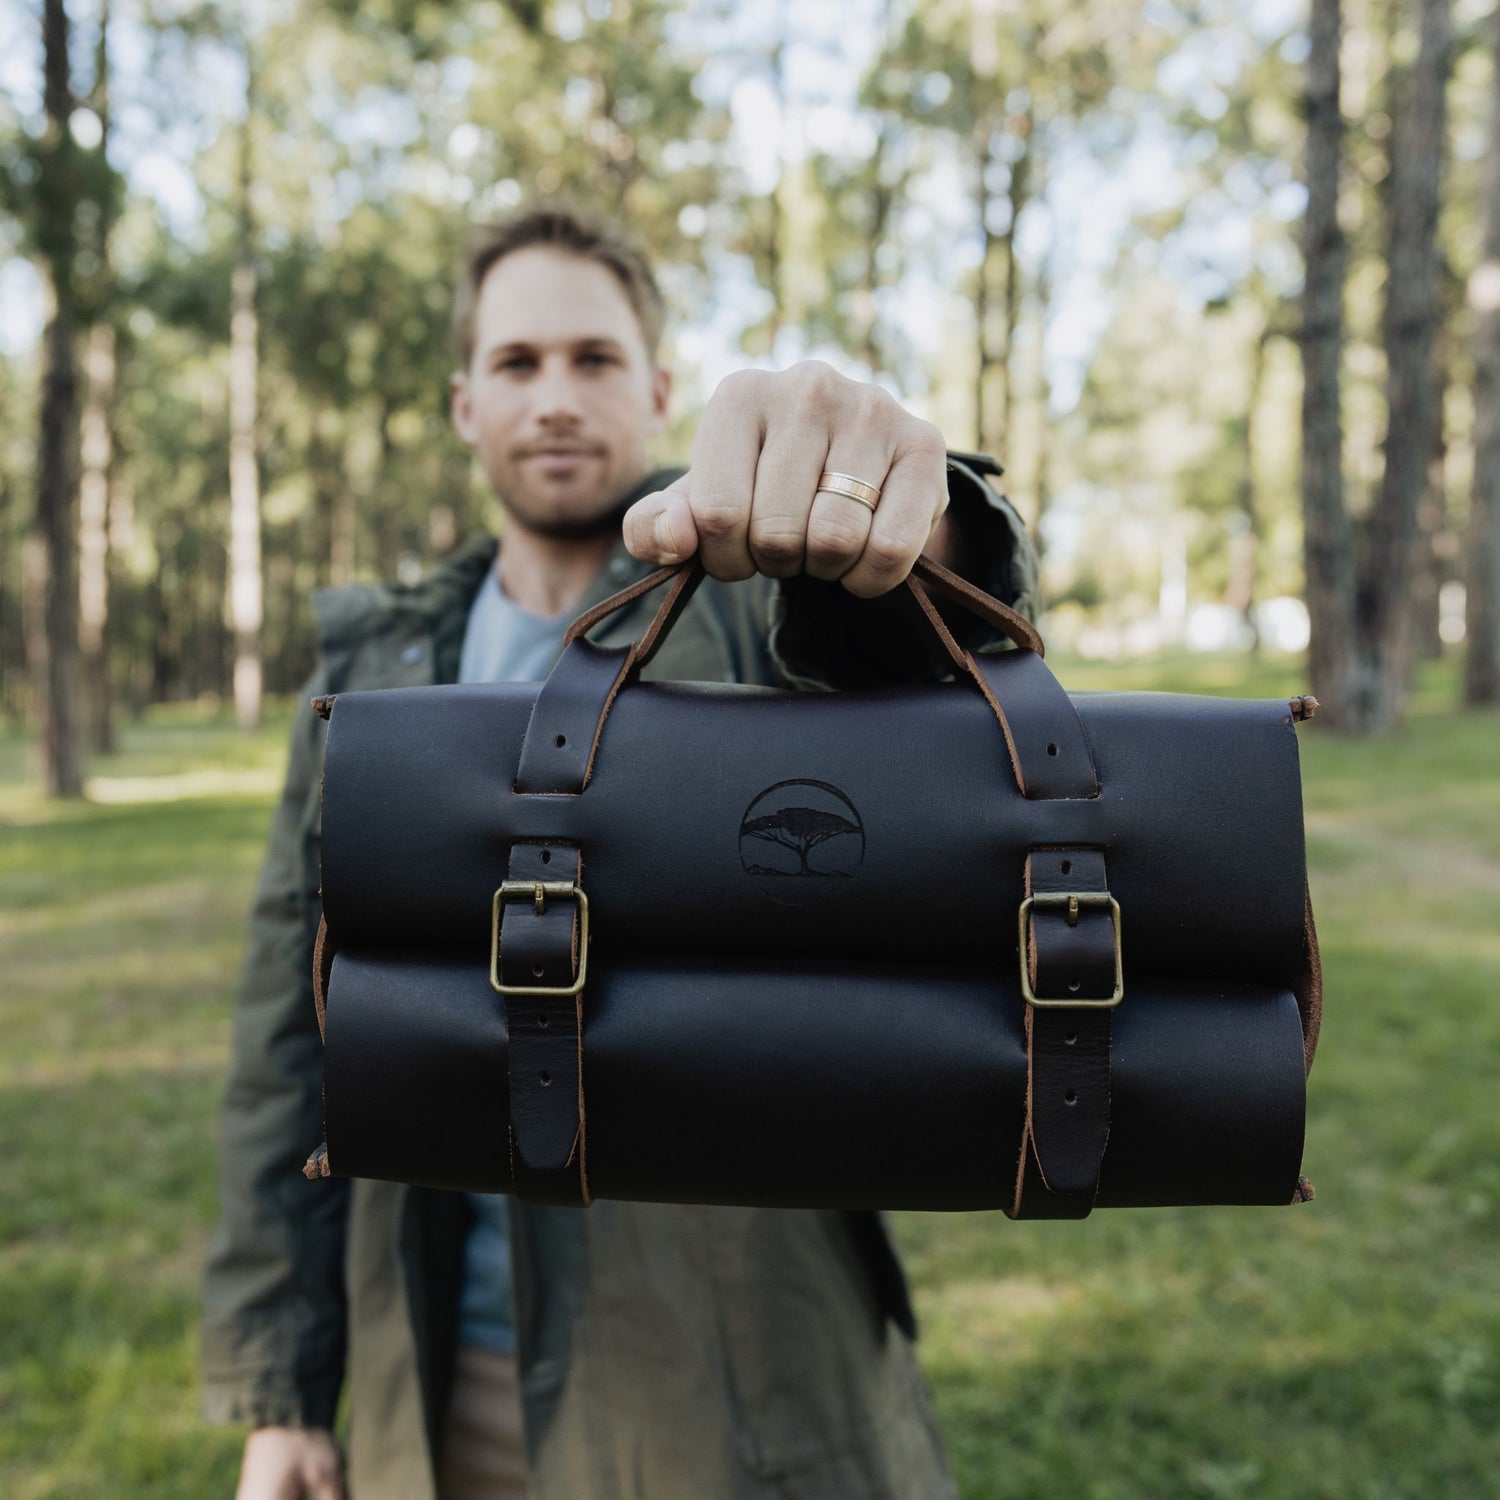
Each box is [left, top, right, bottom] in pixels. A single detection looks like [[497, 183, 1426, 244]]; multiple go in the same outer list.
[[967, 650, 1099, 801], [1010, 847, 1117, 1219], [519, 555, 1054, 797], [514, 640, 632, 795], [514, 563, 706, 795], [908, 555, 1043, 656], [510, 551, 1114, 1216], [496, 841, 591, 1205]]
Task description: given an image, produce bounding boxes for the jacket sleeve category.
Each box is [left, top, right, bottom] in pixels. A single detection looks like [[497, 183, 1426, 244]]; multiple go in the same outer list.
[[769, 455, 1040, 691], [201, 673, 350, 1429]]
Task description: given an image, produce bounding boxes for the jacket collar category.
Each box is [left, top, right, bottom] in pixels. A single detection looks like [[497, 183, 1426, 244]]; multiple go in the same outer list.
[[433, 466, 684, 683]]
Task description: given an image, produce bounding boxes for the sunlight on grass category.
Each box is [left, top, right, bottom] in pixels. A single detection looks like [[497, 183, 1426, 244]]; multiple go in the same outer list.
[[85, 767, 286, 803]]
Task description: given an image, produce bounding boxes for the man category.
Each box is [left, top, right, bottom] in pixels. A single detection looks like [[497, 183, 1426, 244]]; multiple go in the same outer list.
[[203, 200, 1037, 1500]]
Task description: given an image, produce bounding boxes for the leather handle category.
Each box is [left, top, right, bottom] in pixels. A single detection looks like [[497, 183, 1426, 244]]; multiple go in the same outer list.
[[566, 552, 1043, 676], [518, 553, 1081, 799], [563, 556, 710, 678], [908, 554, 1044, 657]]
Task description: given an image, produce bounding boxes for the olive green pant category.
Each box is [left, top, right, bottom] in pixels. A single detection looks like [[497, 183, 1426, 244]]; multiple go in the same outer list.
[[438, 1346, 532, 1500]]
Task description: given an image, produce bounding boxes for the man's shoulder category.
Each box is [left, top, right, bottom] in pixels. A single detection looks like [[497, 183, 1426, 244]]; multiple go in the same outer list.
[[312, 535, 497, 666]]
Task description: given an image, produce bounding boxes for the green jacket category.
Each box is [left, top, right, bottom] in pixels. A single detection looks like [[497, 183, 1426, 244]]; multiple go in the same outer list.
[[202, 460, 1038, 1499]]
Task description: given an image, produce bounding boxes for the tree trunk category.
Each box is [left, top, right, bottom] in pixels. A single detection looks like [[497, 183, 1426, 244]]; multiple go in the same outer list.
[[1300, 0, 1357, 720], [229, 48, 264, 731], [1409, 302, 1452, 663], [0, 467, 20, 724], [1030, 146, 1053, 558], [861, 26, 900, 385], [31, 0, 84, 797], [1350, 0, 1451, 730], [78, 320, 116, 752], [970, 0, 1001, 452], [1465, 0, 1500, 704], [78, 0, 115, 754], [860, 0, 903, 379], [973, 126, 996, 452], [330, 460, 357, 588], [1232, 328, 1268, 653], [999, 100, 1034, 454], [763, 0, 788, 354]]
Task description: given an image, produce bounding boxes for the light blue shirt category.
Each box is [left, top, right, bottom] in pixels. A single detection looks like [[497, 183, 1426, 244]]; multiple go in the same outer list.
[[456, 566, 571, 1356]]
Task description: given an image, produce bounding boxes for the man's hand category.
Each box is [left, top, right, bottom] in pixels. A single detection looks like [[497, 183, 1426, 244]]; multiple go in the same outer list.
[[235, 1426, 345, 1500], [623, 361, 950, 596]]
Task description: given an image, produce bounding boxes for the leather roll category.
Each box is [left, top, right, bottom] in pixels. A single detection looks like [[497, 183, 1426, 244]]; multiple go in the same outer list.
[[322, 948, 1308, 1210], [319, 679, 1309, 987]]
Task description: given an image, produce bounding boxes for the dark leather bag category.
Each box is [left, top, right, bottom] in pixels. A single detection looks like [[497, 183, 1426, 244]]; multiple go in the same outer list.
[[306, 557, 1321, 1220]]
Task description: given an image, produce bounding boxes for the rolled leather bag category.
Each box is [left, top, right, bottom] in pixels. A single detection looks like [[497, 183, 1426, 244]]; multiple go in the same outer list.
[[309, 556, 1322, 1219]]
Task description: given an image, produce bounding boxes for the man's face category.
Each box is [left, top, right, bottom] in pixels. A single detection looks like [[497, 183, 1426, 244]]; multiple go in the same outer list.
[[451, 247, 671, 538]]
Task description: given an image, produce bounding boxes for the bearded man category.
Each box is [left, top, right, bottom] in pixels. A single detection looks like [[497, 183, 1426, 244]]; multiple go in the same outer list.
[[203, 199, 1036, 1500]]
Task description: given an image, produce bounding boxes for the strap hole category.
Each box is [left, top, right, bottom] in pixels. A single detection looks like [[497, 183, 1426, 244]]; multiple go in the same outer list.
[[554, 734, 567, 748], [1067, 980, 1080, 992], [1060, 859, 1072, 874], [1047, 742, 1058, 756], [538, 1016, 549, 1029], [1064, 1090, 1077, 1106], [539, 849, 552, 865], [539, 1070, 552, 1086], [531, 964, 545, 978], [1065, 1032, 1078, 1045]]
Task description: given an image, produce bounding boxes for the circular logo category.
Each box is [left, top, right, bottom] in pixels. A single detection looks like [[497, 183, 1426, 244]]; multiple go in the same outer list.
[[739, 779, 865, 905]]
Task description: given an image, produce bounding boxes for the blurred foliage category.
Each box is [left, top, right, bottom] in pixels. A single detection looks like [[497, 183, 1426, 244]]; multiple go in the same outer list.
[[0, 0, 1492, 729]]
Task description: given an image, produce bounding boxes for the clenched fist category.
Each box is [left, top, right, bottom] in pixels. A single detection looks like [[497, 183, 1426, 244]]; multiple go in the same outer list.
[[623, 361, 951, 596]]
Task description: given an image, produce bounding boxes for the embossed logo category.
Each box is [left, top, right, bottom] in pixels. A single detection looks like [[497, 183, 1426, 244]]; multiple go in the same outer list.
[[739, 780, 864, 904]]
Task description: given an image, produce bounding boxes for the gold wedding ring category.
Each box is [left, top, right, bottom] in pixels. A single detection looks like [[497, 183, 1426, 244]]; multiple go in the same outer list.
[[816, 470, 882, 513]]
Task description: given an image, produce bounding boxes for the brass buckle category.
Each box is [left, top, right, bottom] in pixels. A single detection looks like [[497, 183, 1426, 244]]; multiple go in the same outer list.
[[1018, 891, 1123, 1009], [490, 881, 590, 997]]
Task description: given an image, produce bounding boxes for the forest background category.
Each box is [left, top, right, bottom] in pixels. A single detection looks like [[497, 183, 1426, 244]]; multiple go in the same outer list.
[[5, 0, 1500, 782], [2, 2, 1500, 1498]]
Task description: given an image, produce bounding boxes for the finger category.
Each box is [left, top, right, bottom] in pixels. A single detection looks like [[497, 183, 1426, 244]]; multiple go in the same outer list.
[[738, 360, 858, 579], [802, 434, 893, 581], [803, 485, 875, 582], [302, 1447, 347, 1500], [685, 370, 767, 581], [235, 1437, 298, 1500], [839, 431, 948, 597], [743, 420, 829, 578], [623, 475, 698, 565]]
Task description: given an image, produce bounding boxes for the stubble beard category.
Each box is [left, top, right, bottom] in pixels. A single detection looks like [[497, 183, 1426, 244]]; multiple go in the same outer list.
[[498, 460, 646, 542], [504, 504, 621, 546]]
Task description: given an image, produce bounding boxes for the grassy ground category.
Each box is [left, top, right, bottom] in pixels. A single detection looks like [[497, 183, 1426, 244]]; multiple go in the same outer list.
[[1, 657, 1497, 1498]]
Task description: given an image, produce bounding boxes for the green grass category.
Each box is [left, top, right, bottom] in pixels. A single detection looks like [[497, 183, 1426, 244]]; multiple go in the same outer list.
[[0, 703, 292, 1500], [2, 660, 1497, 1498], [896, 650, 1500, 1500]]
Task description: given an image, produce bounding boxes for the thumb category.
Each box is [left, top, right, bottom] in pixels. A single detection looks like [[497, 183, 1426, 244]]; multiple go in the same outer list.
[[300, 1435, 345, 1500], [623, 473, 698, 565], [304, 1458, 346, 1500]]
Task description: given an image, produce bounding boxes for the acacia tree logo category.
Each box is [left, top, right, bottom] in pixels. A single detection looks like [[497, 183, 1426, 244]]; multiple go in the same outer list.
[[739, 780, 865, 882]]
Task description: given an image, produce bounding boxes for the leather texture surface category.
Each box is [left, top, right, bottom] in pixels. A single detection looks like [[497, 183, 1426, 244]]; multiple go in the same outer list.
[[322, 950, 1307, 1209], [321, 681, 1309, 983]]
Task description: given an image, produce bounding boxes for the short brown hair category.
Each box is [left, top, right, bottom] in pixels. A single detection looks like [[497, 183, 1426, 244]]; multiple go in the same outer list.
[[453, 198, 667, 367]]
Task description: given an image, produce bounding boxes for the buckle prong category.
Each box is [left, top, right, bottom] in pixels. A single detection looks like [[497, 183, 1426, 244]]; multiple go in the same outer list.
[[1018, 891, 1123, 1009], [491, 881, 590, 997]]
